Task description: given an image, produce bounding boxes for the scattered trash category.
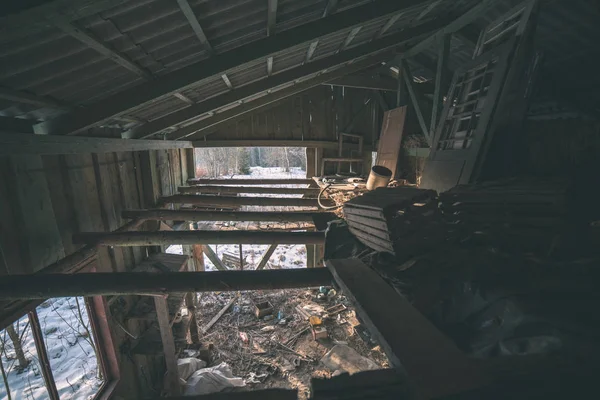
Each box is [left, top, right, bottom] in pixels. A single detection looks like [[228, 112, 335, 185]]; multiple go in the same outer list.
[[239, 332, 249, 344], [278, 318, 287, 325], [184, 363, 245, 395], [312, 326, 328, 340], [255, 301, 274, 318], [321, 345, 380, 374], [260, 326, 276, 333], [309, 316, 323, 326], [263, 314, 275, 321], [319, 286, 329, 294], [326, 304, 347, 316], [245, 372, 268, 384], [277, 310, 285, 320], [177, 358, 207, 381]]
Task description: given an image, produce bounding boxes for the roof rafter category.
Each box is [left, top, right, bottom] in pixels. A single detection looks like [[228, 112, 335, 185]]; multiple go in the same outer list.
[[0, 86, 69, 109], [323, 0, 339, 18], [177, 0, 213, 54], [339, 26, 362, 52], [267, 0, 278, 37], [35, 0, 428, 136]]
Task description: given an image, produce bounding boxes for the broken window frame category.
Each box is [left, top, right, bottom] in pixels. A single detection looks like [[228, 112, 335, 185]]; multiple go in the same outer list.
[[0, 265, 119, 400]]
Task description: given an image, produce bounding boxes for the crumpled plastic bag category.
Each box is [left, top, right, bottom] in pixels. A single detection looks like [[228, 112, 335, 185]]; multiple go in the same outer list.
[[184, 362, 245, 395], [177, 358, 207, 381]]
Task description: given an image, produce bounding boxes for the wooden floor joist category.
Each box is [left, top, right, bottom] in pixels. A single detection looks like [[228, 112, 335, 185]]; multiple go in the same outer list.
[[161, 194, 331, 208], [0, 269, 333, 299], [122, 209, 328, 222], [73, 231, 325, 246], [187, 178, 313, 185], [178, 186, 320, 195]]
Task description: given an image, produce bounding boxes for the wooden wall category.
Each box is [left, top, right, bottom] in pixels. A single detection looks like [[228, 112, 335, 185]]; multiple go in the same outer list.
[[207, 86, 382, 147], [0, 148, 189, 398]]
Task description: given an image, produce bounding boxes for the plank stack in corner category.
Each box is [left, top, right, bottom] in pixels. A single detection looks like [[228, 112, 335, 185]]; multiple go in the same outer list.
[[342, 187, 440, 256]]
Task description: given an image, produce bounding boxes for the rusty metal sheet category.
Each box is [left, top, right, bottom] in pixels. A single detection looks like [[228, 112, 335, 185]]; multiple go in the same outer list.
[[375, 106, 407, 179]]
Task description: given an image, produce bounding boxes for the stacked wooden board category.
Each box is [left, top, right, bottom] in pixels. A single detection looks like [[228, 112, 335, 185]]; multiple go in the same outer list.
[[343, 187, 439, 255]]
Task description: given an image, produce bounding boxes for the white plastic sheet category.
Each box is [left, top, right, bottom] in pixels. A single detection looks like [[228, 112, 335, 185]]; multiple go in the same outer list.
[[177, 358, 207, 381], [184, 362, 245, 395]]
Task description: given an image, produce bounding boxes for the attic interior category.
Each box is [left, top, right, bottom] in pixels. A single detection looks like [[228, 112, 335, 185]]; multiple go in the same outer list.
[[1, 0, 600, 398]]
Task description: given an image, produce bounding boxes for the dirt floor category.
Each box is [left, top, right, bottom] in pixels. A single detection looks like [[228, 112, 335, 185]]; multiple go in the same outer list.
[[193, 287, 389, 398]]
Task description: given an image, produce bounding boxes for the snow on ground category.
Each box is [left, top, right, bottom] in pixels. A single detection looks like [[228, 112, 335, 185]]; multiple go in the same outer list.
[[226, 166, 305, 180], [0, 298, 103, 400]]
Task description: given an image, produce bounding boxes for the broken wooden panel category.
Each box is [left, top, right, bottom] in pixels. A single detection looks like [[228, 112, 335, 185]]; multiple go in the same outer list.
[[326, 258, 490, 398], [422, 3, 539, 193], [374, 106, 407, 179], [343, 187, 438, 256]]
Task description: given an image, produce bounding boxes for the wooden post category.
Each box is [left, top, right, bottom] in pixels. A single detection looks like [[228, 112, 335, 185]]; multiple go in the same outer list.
[[154, 296, 181, 396], [29, 310, 60, 400], [73, 231, 326, 246], [160, 194, 331, 208], [0, 269, 334, 299], [122, 209, 328, 222], [238, 244, 243, 271], [192, 244, 205, 271], [178, 186, 319, 195]]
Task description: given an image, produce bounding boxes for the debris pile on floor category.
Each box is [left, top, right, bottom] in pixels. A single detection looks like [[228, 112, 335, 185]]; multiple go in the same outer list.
[[190, 288, 388, 398]]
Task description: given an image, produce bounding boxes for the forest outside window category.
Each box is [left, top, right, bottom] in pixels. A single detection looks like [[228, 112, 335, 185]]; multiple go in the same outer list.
[[0, 296, 118, 400]]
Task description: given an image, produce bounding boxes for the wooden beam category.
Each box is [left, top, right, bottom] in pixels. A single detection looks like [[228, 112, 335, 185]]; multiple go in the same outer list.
[[177, 0, 213, 53], [400, 60, 431, 144], [267, 56, 273, 76], [401, 0, 493, 59], [143, 39, 402, 140], [267, 0, 278, 37], [0, 269, 333, 299], [256, 244, 278, 270], [178, 186, 319, 195], [164, 388, 298, 400], [322, 0, 339, 17], [305, 40, 319, 63], [192, 139, 341, 148], [221, 73, 233, 90], [35, 0, 430, 136], [431, 33, 450, 135], [122, 209, 327, 222], [52, 17, 152, 80], [0, 132, 191, 155], [160, 194, 330, 208], [326, 259, 489, 398], [0, 86, 67, 108], [72, 231, 326, 246], [325, 74, 398, 91], [155, 296, 181, 396], [415, 0, 443, 21], [29, 310, 61, 400], [202, 245, 227, 271], [339, 26, 362, 51], [188, 178, 312, 185], [373, 12, 404, 39]]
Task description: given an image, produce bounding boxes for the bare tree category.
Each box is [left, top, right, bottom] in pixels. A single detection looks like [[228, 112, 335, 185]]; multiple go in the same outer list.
[[0, 331, 12, 400], [6, 324, 28, 371]]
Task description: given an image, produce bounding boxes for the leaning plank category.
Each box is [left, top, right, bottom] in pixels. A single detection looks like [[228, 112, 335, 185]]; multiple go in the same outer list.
[[155, 296, 181, 396], [256, 244, 278, 270], [178, 186, 319, 195], [187, 178, 312, 185], [161, 195, 331, 208], [73, 231, 325, 246], [202, 245, 227, 271], [0, 132, 191, 155], [122, 209, 327, 222], [201, 296, 237, 333], [325, 259, 490, 398], [0, 269, 333, 299]]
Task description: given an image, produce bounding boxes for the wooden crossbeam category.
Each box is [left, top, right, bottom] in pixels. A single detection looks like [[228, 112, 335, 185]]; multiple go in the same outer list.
[[431, 34, 451, 135], [0, 269, 333, 299], [178, 186, 319, 195], [122, 209, 326, 222], [267, 0, 278, 36], [160, 195, 329, 208], [72, 231, 325, 246], [401, 59, 431, 144], [188, 178, 313, 185], [177, 0, 213, 53]]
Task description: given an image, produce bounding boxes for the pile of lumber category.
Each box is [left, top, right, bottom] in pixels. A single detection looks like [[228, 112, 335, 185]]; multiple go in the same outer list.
[[343, 187, 440, 256]]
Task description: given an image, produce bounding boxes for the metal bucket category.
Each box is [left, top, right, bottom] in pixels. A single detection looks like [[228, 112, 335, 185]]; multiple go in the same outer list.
[[366, 165, 392, 191]]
